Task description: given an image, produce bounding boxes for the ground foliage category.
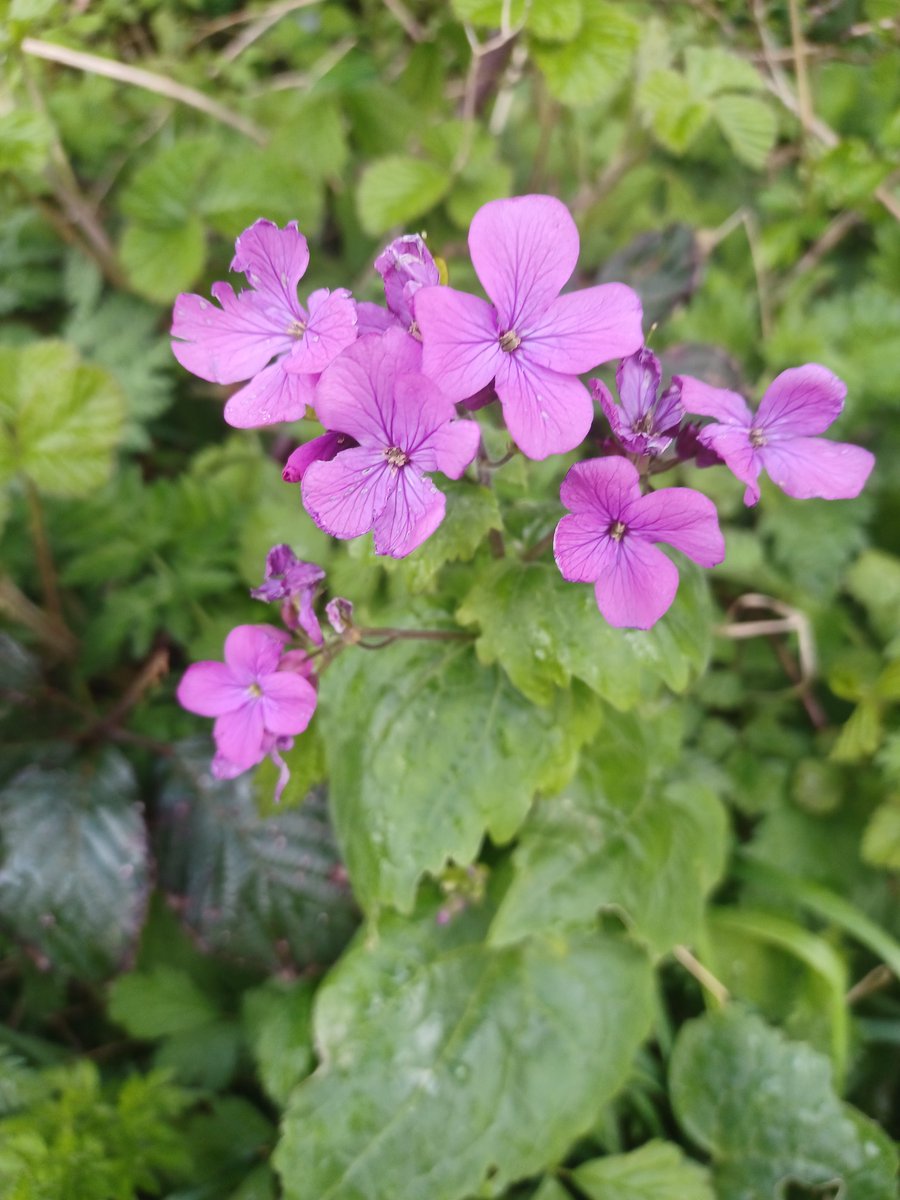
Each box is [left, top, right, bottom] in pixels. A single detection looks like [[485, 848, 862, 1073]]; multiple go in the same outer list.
[[0, 0, 899, 1197]]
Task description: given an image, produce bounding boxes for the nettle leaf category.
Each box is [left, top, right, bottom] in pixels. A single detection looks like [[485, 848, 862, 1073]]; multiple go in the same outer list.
[[456, 560, 713, 709], [319, 638, 599, 913], [532, 3, 640, 108], [712, 93, 778, 169], [0, 340, 124, 497], [570, 1140, 715, 1200], [670, 1007, 899, 1200], [274, 907, 653, 1200], [356, 156, 451, 236], [490, 714, 727, 954], [156, 741, 358, 971], [0, 751, 149, 978]]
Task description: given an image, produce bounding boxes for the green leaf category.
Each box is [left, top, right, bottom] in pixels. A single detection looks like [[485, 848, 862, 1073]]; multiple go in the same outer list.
[[0, 340, 124, 497], [318, 639, 598, 912], [274, 914, 653, 1200], [385, 482, 502, 591], [670, 1008, 898, 1199], [201, 147, 324, 239], [637, 69, 710, 155], [119, 216, 207, 303], [846, 549, 900, 641], [118, 136, 220, 228], [456, 560, 713, 709], [862, 797, 900, 869], [156, 742, 359, 971], [683, 46, 765, 98], [531, 3, 640, 108], [527, 0, 582, 43], [445, 158, 514, 229], [242, 980, 315, 1106], [570, 1141, 715, 1200], [108, 966, 220, 1039], [712, 94, 777, 169], [490, 722, 727, 954], [0, 108, 53, 175], [0, 751, 148, 978], [356, 156, 451, 236]]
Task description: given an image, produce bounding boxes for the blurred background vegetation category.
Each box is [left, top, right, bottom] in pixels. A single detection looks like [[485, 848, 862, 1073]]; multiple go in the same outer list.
[[1, 1, 899, 1196]]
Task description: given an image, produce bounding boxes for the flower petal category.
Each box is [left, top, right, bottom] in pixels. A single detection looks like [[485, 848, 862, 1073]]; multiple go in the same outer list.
[[224, 360, 317, 428], [356, 301, 400, 335], [553, 513, 610, 583], [386, 372, 457, 454], [677, 375, 752, 426], [594, 538, 680, 629], [630, 487, 725, 567], [759, 437, 875, 501], [522, 284, 644, 374], [224, 624, 289, 684], [259, 671, 318, 736], [495, 354, 594, 460], [558, 456, 641, 523], [697, 424, 762, 505], [372, 468, 446, 557], [283, 432, 355, 483], [423, 416, 482, 480], [415, 286, 501, 403], [375, 233, 440, 326], [172, 283, 293, 384], [314, 330, 420, 444], [302, 447, 394, 539], [177, 662, 246, 717], [213, 702, 267, 771], [756, 364, 846, 437], [616, 348, 661, 424], [283, 288, 358, 374], [468, 195, 578, 330], [230, 219, 309, 317]]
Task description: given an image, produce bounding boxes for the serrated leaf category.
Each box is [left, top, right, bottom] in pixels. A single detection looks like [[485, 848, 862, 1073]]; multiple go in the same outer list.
[[119, 137, 220, 228], [683, 46, 765, 98], [0, 340, 124, 497], [318, 638, 598, 913], [527, 0, 582, 42], [571, 1141, 715, 1200], [119, 216, 207, 303], [0, 108, 53, 174], [274, 911, 653, 1200], [638, 68, 710, 154], [356, 156, 450, 236], [0, 751, 148, 978], [385, 482, 502, 591], [712, 93, 777, 168], [670, 1007, 898, 1200], [456, 560, 713, 709], [201, 147, 323, 239], [108, 965, 220, 1039], [531, 3, 640, 108], [490, 720, 727, 954], [155, 741, 358, 971], [242, 980, 315, 1106]]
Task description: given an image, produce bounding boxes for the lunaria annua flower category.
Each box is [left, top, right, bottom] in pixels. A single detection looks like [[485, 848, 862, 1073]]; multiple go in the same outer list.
[[679, 363, 875, 506], [414, 194, 644, 460], [177, 624, 317, 799], [171, 219, 357, 428], [300, 329, 480, 557], [554, 457, 725, 629], [593, 348, 684, 457], [250, 545, 325, 644]]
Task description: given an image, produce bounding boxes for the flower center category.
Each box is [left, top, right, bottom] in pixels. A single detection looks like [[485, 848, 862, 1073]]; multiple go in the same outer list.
[[247, 683, 263, 698], [385, 446, 410, 470], [609, 520, 627, 542], [287, 319, 307, 338], [749, 427, 767, 448], [633, 413, 654, 435], [499, 329, 521, 353]]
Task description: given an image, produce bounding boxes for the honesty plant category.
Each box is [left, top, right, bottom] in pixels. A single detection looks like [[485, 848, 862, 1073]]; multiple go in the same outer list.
[[171, 196, 875, 790]]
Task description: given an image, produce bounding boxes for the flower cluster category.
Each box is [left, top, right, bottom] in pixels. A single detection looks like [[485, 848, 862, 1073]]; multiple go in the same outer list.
[[172, 194, 875, 787]]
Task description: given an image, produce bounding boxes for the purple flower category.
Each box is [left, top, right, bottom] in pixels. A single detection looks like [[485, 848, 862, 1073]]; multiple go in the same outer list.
[[593, 348, 683, 456], [375, 234, 441, 330], [413, 195, 644, 460], [250, 546, 326, 644], [177, 625, 317, 791], [679, 364, 875, 506], [171, 220, 357, 428], [325, 596, 354, 634], [301, 329, 481, 557], [282, 432, 357, 483], [553, 457, 725, 629]]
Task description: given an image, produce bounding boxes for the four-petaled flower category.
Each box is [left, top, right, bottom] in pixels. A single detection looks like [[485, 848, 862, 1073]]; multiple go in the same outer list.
[[250, 545, 326, 643], [678, 364, 875, 506], [300, 329, 481, 557], [593, 348, 684, 457], [177, 625, 317, 792], [554, 458, 725, 629], [171, 219, 357, 428], [414, 194, 644, 460]]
